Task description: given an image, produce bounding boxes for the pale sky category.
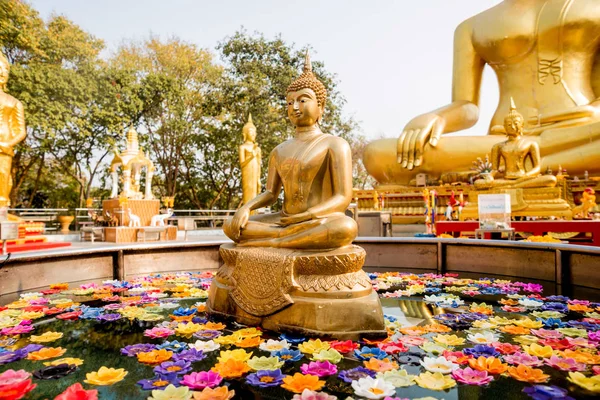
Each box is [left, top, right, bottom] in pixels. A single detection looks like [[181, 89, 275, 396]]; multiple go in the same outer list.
[[30, 0, 503, 140]]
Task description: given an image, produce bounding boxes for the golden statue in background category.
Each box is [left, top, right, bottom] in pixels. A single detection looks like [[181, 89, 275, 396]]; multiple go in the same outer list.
[[0, 53, 26, 207], [474, 99, 557, 189], [364, 0, 600, 187], [239, 114, 261, 205], [210, 53, 385, 339]]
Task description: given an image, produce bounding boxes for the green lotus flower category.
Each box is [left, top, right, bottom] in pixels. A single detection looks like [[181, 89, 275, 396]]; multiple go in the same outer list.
[[246, 356, 284, 371], [311, 349, 343, 364]]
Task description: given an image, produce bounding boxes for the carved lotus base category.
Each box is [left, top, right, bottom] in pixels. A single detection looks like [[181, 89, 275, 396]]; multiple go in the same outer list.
[[207, 243, 386, 340]]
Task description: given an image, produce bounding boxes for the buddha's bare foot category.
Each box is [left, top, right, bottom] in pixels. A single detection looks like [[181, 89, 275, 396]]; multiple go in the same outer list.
[[237, 238, 277, 247]]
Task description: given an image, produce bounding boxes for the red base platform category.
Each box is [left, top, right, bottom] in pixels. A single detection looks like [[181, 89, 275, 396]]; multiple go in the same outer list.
[[5, 242, 72, 253]]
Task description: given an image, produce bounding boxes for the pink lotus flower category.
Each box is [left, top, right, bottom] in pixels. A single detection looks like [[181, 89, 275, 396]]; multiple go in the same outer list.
[[398, 336, 427, 346], [442, 351, 472, 365], [593, 366, 600, 375], [300, 361, 338, 377], [0, 369, 36, 400], [377, 341, 408, 354], [452, 367, 494, 386], [55, 383, 98, 400], [292, 389, 338, 400], [491, 342, 520, 355], [566, 337, 595, 348], [588, 331, 600, 342], [144, 327, 175, 339], [544, 355, 586, 372], [531, 329, 564, 340], [180, 371, 222, 390], [503, 352, 544, 367], [0, 321, 34, 336], [568, 299, 590, 305], [28, 298, 49, 305]]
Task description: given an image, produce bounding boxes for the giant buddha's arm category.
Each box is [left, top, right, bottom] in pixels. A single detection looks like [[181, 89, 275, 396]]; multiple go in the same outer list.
[[398, 18, 485, 170], [8, 99, 26, 148]]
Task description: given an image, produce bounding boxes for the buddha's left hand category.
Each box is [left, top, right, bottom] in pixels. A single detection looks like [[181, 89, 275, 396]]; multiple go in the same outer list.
[[278, 212, 312, 226]]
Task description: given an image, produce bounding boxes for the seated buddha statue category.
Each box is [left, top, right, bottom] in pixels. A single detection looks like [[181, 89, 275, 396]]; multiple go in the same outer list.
[[474, 99, 557, 189], [363, 0, 600, 186], [223, 53, 357, 249]]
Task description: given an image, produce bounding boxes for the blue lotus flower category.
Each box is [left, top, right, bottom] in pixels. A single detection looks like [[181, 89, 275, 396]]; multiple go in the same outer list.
[[538, 318, 567, 329], [79, 306, 103, 320], [246, 369, 285, 387], [172, 348, 205, 363], [523, 384, 574, 400], [156, 340, 188, 353], [541, 302, 569, 313], [384, 315, 398, 322], [354, 346, 388, 361], [279, 333, 306, 344], [273, 349, 303, 363], [463, 344, 500, 358], [172, 307, 197, 317], [546, 295, 570, 303], [137, 373, 180, 390], [338, 367, 376, 383]]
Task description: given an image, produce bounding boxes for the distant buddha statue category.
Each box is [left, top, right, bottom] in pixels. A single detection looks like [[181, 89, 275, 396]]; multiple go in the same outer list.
[[0, 52, 26, 207], [239, 114, 262, 205], [475, 99, 557, 189], [363, 0, 600, 187], [223, 53, 357, 249]]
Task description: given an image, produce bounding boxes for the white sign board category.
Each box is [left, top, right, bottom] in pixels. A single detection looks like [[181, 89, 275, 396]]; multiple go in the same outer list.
[[478, 194, 511, 229]]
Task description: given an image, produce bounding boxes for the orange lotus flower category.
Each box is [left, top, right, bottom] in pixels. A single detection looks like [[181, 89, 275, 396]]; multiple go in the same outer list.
[[211, 359, 251, 378], [500, 325, 531, 335], [400, 326, 428, 336], [235, 336, 262, 348], [499, 298, 519, 306], [193, 386, 235, 400], [467, 356, 508, 374], [122, 296, 141, 302], [363, 357, 399, 372], [27, 347, 67, 360], [92, 293, 112, 300], [196, 304, 207, 313], [137, 349, 173, 364], [50, 283, 69, 290], [507, 364, 550, 383], [568, 304, 593, 313], [170, 315, 194, 323], [204, 321, 226, 330], [362, 337, 389, 346], [559, 349, 600, 365], [281, 373, 325, 393], [424, 324, 452, 333]]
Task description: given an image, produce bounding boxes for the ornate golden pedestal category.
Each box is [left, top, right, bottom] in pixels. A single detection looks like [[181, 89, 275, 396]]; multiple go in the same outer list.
[[461, 187, 573, 220], [207, 244, 386, 340]]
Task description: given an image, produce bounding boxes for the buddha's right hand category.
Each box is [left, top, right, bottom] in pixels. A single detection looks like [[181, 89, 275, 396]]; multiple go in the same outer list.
[[230, 206, 250, 241], [397, 113, 445, 170]]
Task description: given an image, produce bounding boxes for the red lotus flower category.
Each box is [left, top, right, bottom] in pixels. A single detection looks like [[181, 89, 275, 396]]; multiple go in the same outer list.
[[0, 369, 37, 400], [55, 383, 98, 400], [56, 311, 82, 320], [538, 339, 574, 351], [377, 341, 408, 354], [491, 342, 520, 355], [42, 307, 63, 315], [329, 340, 358, 354]]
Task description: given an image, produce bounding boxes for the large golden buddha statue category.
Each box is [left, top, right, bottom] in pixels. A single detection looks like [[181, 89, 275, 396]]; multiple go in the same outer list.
[[0, 52, 26, 207], [210, 53, 385, 339], [364, 0, 600, 187]]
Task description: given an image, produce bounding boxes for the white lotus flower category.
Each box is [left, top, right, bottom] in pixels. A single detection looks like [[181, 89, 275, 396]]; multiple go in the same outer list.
[[20, 292, 43, 299], [518, 298, 544, 308], [188, 339, 220, 352], [259, 339, 290, 352], [147, 292, 168, 299], [376, 369, 417, 387], [158, 302, 180, 309], [467, 331, 499, 344], [419, 356, 460, 374], [351, 377, 396, 399]]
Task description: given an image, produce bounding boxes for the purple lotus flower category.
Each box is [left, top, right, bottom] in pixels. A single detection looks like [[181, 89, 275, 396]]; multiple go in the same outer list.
[[97, 313, 122, 322], [20, 344, 44, 353], [137, 373, 180, 390], [523, 384, 574, 400], [463, 345, 500, 358], [154, 360, 192, 375], [172, 348, 205, 363], [193, 330, 222, 340], [531, 329, 563, 340], [103, 303, 124, 310], [121, 343, 157, 357], [546, 296, 569, 303], [541, 302, 569, 313], [180, 371, 222, 390], [0, 349, 28, 365], [337, 367, 376, 383], [452, 367, 494, 386], [246, 369, 285, 388], [300, 361, 338, 377]]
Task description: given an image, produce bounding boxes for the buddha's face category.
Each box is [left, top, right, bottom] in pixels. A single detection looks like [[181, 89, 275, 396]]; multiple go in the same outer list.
[[287, 88, 323, 127], [245, 127, 256, 142], [0, 61, 8, 88], [504, 115, 524, 137]]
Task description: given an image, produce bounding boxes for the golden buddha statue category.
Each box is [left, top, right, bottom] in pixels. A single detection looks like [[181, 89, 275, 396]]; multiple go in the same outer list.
[[0, 52, 26, 207], [363, 0, 600, 187], [223, 53, 357, 249], [474, 99, 557, 189], [210, 53, 385, 339], [239, 114, 262, 205]]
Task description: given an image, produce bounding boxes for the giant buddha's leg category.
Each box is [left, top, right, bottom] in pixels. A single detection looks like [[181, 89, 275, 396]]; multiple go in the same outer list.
[[363, 136, 504, 186]]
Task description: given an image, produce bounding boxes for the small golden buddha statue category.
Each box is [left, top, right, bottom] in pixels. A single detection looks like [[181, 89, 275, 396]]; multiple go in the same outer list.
[[363, 0, 600, 187], [223, 53, 357, 249], [210, 53, 385, 340], [239, 114, 262, 205], [0, 52, 26, 207], [474, 99, 557, 189]]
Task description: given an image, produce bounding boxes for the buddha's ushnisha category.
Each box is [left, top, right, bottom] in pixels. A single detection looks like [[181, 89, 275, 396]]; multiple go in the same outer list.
[[223, 52, 356, 249]]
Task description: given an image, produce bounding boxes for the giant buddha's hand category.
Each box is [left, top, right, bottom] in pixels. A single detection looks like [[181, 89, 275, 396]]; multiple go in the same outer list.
[[229, 206, 251, 241], [397, 112, 445, 170]]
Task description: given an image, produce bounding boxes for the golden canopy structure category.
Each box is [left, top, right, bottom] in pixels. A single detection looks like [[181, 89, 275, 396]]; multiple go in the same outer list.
[[208, 53, 386, 339], [363, 0, 600, 188]]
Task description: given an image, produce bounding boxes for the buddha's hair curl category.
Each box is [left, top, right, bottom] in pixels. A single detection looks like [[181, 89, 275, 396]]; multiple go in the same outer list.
[[286, 52, 327, 108]]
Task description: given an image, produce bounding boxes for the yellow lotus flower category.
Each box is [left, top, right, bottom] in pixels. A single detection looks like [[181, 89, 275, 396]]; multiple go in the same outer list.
[[84, 366, 128, 385], [488, 316, 514, 326], [433, 334, 465, 346], [215, 334, 238, 345], [513, 335, 540, 345], [415, 371, 457, 391], [30, 331, 63, 343], [20, 311, 45, 320], [568, 372, 600, 393], [175, 322, 203, 337], [523, 343, 553, 358], [7, 300, 29, 309], [44, 357, 84, 367], [513, 318, 543, 329], [217, 349, 252, 363], [298, 339, 330, 355]]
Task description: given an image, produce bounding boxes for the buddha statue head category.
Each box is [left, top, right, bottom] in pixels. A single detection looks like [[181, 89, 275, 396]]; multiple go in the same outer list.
[[286, 51, 327, 127], [503, 98, 525, 138], [0, 52, 9, 91], [242, 113, 257, 142]]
